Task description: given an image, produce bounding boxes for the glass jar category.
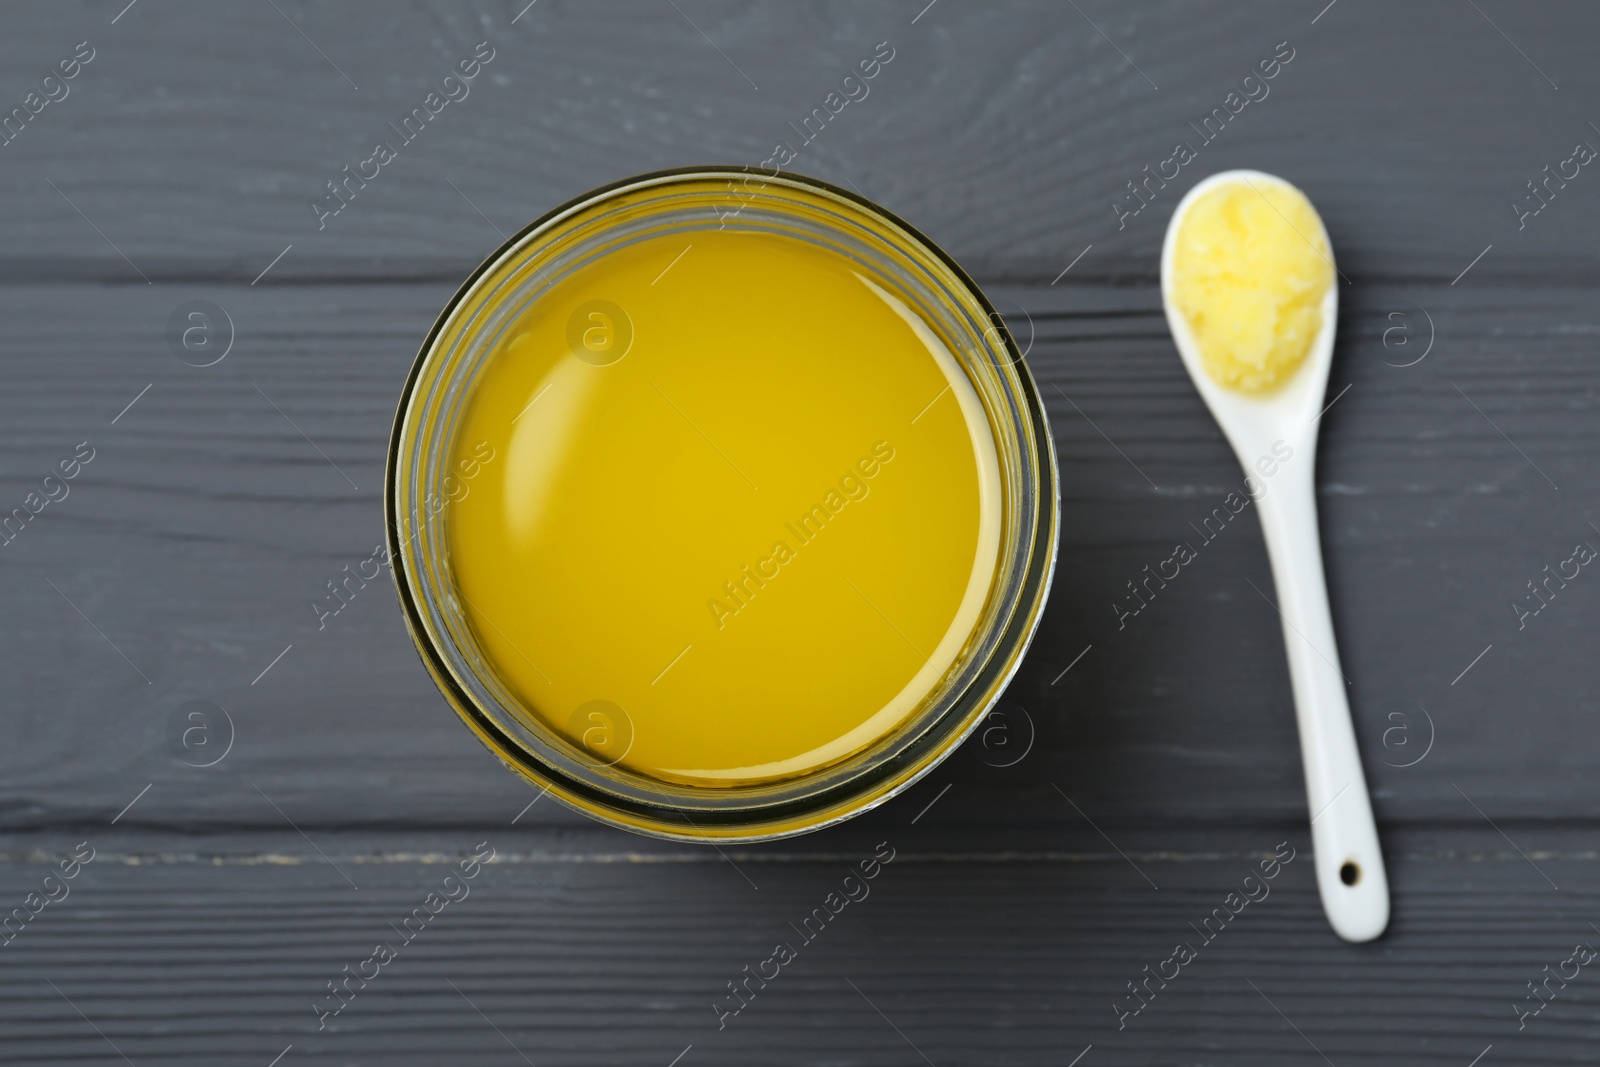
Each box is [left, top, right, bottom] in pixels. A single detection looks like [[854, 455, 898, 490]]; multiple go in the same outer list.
[[387, 168, 1057, 841]]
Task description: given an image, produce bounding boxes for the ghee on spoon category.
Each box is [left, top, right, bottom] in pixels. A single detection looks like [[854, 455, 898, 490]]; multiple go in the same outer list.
[[1161, 169, 1389, 943]]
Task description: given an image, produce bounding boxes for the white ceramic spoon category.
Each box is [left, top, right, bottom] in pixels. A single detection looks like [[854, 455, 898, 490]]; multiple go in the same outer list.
[[1160, 169, 1389, 943]]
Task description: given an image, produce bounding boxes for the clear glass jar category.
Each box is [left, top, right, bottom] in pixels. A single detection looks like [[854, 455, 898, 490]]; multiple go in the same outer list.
[[387, 168, 1058, 841]]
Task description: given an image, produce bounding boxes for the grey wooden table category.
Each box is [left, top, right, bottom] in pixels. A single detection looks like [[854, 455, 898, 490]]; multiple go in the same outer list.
[[3, 1, 1598, 1063]]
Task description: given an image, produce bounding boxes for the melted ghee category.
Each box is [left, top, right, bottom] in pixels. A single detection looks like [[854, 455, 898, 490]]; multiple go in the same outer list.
[[1171, 178, 1333, 392], [446, 229, 1001, 787]]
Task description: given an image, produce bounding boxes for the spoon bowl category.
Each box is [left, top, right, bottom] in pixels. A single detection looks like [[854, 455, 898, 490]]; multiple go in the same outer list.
[[1161, 169, 1389, 943], [1163, 170, 1338, 466]]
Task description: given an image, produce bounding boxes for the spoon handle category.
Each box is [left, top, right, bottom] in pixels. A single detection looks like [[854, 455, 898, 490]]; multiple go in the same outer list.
[[1254, 463, 1390, 942]]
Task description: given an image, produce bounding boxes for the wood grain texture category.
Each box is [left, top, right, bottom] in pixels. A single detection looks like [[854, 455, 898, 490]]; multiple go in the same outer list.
[[0, 279, 1594, 834], [3, 1, 1600, 1062], [0, 833, 1596, 1065], [0, 1, 1594, 283]]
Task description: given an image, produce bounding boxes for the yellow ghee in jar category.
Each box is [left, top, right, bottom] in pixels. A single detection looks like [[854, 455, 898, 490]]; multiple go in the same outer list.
[[444, 228, 1002, 787], [1170, 178, 1333, 392]]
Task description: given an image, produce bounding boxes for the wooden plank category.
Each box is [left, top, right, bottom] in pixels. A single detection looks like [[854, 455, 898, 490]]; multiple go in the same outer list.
[[0, 830, 1594, 1065], [0, 1, 1593, 282], [0, 278, 1595, 831]]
